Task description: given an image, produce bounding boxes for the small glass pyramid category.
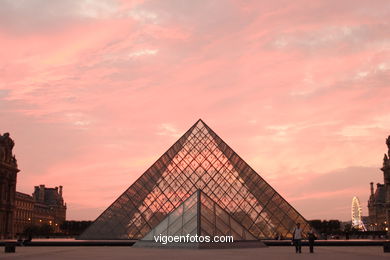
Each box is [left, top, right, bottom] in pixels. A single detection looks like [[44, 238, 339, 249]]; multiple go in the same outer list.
[[141, 189, 256, 241], [79, 119, 312, 240]]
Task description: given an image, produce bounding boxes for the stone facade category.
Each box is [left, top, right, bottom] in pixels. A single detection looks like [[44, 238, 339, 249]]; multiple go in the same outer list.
[[0, 132, 19, 239], [14, 192, 34, 235], [368, 135, 390, 232]]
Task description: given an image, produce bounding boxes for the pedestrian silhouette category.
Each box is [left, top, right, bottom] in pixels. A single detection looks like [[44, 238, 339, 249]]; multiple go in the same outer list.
[[307, 228, 317, 253], [292, 223, 302, 253]]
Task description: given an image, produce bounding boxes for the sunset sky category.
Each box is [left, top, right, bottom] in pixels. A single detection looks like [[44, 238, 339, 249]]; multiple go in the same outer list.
[[1, 0, 389, 221]]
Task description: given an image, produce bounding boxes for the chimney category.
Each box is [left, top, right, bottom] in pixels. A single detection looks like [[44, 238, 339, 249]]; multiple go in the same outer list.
[[59, 186, 63, 197], [370, 182, 374, 196], [39, 184, 45, 202], [33, 186, 39, 200]]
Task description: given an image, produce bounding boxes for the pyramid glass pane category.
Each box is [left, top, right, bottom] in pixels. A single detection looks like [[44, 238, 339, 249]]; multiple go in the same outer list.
[[79, 120, 313, 240], [199, 191, 256, 240]]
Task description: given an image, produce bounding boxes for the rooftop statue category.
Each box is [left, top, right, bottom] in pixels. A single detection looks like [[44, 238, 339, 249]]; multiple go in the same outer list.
[[387, 135, 390, 156], [384, 154, 389, 167], [0, 132, 17, 166]]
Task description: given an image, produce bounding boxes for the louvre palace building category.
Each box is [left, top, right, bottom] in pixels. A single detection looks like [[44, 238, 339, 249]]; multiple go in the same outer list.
[[0, 132, 66, 239]]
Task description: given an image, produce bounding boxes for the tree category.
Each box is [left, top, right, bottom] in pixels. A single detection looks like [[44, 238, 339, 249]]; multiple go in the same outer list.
[[60, 221, 93, 236], [23, 224, 54, 237], [309, 219, 341, 234]]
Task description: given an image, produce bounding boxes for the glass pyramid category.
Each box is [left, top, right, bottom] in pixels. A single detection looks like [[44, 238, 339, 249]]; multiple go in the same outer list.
[[79, 119, 312, 240], [141, 189, 256, 241]]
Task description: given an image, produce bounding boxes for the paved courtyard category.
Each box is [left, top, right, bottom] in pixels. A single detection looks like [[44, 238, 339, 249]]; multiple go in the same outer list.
[[1, 246, 388, 260]]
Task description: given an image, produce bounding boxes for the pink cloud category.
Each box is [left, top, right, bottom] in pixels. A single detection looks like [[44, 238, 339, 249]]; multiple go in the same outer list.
[[1, 0, 389, 221]]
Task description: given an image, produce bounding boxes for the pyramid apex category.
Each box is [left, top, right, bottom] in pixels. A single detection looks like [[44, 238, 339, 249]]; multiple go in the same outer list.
[[192, 118, 206, 128], [195, 118, 210, 126]]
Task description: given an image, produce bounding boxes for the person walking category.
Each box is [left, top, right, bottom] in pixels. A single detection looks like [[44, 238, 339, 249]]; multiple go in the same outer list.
[[307, 228, 317, 253], [292, 223, 303, 253]]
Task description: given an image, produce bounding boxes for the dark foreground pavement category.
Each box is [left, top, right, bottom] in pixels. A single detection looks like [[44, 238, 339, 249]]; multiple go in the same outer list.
[[1, 246, 388, 260]]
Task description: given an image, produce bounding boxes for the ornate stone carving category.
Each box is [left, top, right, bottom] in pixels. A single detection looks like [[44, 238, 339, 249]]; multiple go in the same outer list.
[[0, 132, 17, 166]]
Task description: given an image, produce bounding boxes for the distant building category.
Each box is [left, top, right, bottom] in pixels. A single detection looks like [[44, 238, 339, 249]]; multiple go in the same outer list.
[[32, 185, 67, 232], [14, 185, 67, 235], [0, 133, 19, 239], [368, 135, 390, 232], [14, 192, 34, 235], [367, 183, 386, 230]]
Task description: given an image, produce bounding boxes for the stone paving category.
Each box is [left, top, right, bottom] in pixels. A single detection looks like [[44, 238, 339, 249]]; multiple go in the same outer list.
[[1, 246, 388, 260]]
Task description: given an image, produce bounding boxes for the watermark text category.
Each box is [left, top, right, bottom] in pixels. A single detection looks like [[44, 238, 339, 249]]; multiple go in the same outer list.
[[154, 234, 233, 244]]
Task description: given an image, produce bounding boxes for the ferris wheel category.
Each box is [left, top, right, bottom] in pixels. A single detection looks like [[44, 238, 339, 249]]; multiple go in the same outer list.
[[351, 196, 367, 231]]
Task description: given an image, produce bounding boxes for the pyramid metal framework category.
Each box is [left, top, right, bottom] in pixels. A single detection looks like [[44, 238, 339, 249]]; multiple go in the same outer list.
[[79, 119, 312, 240], [141, 189, 256, 241]]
